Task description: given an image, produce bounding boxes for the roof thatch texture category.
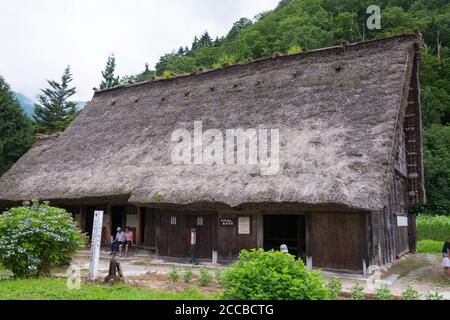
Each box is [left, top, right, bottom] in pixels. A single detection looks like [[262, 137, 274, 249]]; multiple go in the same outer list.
[[0, 34, 423, 210]]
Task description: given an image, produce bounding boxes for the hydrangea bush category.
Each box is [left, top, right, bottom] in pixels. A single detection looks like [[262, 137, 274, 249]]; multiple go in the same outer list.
[[0, 201, 86, 277], [221, 249, 328, 300]]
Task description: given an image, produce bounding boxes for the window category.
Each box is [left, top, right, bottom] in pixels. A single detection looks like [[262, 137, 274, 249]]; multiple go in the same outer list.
[[238, 217, 250, 234], [197, 217, 204, 226], [170, 216, 177, 225]]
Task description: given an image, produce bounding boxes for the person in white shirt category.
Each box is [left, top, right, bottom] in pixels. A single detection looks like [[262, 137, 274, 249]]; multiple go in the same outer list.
[[110, 227, 125, 255]]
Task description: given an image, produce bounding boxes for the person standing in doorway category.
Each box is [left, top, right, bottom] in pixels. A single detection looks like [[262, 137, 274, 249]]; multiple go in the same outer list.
[[190, 228, 198, 265]]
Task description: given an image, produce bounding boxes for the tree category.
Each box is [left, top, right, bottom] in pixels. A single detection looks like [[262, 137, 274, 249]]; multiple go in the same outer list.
[[100, 54, 120, 89], [198, 31, 213, 47], [33, 66, 78, 134], [0, 75, 34, 176]]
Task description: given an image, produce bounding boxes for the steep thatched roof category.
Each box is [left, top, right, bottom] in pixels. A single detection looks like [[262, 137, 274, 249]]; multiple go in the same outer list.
[[0, 34, 424, 210]]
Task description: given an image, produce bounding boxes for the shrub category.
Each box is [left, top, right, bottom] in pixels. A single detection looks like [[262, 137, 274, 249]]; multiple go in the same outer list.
[[350, 282, 365, 300], [400, 286, 420, 300], [416, 215, 450, 241], [375, 285, 392, 300], [199, 267, 213, 286], [326, 278, 342, 300], [425, 290, 444, 300], [183, 267, 193, 283], [0, 201, 86, 278], [221, 249, 328, 300], [168, 266, 179, 283], [215, 268, 224, 286]]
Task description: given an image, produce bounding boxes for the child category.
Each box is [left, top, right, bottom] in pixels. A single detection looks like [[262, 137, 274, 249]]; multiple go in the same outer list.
[[443, 240, 450, 279]]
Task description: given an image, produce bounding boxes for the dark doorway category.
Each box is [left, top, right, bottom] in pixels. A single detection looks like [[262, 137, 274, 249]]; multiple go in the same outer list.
[[263, 215, 306, 260], [85, 209, 95, 239], [111, 206, 125, 236]]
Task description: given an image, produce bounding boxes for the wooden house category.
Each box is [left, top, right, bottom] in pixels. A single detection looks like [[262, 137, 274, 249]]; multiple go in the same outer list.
[[0, 34, 425, 273]]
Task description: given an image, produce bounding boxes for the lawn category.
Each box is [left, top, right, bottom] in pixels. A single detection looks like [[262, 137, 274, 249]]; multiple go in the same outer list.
[[417, 240, 444, 253], [0, 278, 216, 300]]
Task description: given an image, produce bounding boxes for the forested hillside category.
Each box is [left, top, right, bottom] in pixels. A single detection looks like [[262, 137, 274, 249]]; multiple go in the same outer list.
[[123, 0, 449, 214]]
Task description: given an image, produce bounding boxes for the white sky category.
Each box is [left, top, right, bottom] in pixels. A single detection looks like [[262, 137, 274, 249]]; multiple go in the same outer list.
[[0, 0, 279, 101]]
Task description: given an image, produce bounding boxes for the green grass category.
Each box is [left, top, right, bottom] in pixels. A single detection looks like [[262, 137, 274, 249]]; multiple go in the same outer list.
[[417, 239, 444, 253], [0, 264, 13, 279], [416, 215, 450, 241], [0, 278, 215, 300]]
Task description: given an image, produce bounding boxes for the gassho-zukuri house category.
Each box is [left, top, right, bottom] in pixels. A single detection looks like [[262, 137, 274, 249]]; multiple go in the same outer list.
[[0, 33, 425, 273]]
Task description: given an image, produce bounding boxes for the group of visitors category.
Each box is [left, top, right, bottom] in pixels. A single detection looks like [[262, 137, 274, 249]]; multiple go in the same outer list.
[[110, 226, 134, 257]]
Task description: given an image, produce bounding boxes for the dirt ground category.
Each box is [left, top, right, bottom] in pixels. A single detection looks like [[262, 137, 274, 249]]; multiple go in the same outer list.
[[53, 249, 449, 299]]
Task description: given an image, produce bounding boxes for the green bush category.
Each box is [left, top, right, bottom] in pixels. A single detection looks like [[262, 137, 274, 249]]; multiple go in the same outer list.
[[375, 285, 392, 300], [400, 286, 420, 300], [199, 267, 213, 286], [221, 249, 328, 300], [168, 266, 179, 283], [215, 268, 224, 286], [326, 278, 342, 300], [425, 290, 444, 300], [183, 267, 193, 283], [350, 282, 365, 300], [416, 215, 450, 241], [0, 201, 86, 278], [417, 240, 444, 253]]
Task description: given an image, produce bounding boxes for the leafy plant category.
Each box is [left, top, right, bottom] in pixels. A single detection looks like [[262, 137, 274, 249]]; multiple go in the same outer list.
[[183, 267, 193, 283], [400, 286, 420, 300], [168, 266, 179, 283], [326, 278, 342, 300], [375, 285, 393, 300], [215, 268, 225, 286], [0, 201, 86, 278], [350, 282, 364, 300], [199, 267, 213, 286], [425, 290, 444, 300], [221, 249, 328, 300]]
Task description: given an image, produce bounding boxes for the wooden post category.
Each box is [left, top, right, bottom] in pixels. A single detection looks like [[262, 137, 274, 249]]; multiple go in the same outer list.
[[106, 204, 112, 245], [305, 213, 313, 270], [256, 213, 264, 249], [104, 258, 124, 283], [136, 207, 141, 246]]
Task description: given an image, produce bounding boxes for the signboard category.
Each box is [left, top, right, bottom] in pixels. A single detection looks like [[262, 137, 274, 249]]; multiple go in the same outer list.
[[397, 216, 408, 227], [88, 210, 103, 281], [238, 217, 250, 234], [219, 218, 235, 227]]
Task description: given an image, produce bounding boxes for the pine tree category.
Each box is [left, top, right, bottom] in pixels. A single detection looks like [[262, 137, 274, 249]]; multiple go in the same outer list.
[[100, 54, 119, 89], [191, 35, 200, 52], [0, 75, 34, 176], [199, 31, 213, 47], [33, 66, 78, 134]]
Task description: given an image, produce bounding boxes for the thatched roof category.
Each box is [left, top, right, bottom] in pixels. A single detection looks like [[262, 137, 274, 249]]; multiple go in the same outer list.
[[0, 34, 424, 210]]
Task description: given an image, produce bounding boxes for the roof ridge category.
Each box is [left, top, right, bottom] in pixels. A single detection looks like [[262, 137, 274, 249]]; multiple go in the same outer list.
[[94, 32, 420, 95]]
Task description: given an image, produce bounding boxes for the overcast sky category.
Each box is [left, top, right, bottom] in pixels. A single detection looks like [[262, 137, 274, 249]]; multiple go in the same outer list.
[[0, 0, 279, 101]]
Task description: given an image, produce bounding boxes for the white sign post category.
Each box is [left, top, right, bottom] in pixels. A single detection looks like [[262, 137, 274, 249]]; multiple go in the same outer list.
[[88, 210, 103, 281]]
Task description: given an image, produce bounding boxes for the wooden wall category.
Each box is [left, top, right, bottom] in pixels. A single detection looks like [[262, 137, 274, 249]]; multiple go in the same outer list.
[[309, 212, 367, 272]]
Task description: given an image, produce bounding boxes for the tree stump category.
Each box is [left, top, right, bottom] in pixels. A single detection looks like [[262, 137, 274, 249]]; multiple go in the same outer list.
[[104, 258, 125, 284]]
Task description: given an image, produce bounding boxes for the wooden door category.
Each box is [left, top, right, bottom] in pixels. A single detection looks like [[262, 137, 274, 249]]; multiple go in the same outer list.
[[144, 209, 156, 249], [157, 213, 188, 258], [187, 215, 213, 259]]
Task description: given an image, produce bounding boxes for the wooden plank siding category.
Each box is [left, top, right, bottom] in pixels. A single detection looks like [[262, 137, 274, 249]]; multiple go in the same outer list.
[[309, 212, 367, 272]]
